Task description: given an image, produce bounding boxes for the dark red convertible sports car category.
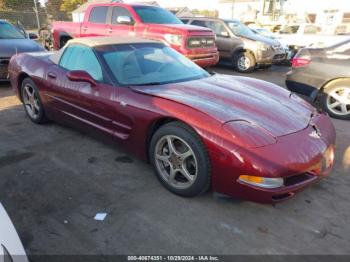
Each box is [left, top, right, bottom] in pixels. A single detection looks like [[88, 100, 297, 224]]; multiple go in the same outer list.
[[9, 37, 336, 203]]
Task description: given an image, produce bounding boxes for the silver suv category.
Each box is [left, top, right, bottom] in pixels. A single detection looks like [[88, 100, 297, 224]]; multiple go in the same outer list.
[[181, 17, 286, 73]]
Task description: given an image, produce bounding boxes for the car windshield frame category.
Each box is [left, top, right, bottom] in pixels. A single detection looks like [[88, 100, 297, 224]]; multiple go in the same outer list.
[[95, 43, 210, 87], [133, 5, 183, 24], [225, 20, 256, 38], [0, 22, 26, 39]]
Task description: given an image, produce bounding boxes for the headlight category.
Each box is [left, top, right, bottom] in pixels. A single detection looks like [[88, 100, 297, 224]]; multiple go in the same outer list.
[[238, 175, 284, 189], [188, 39, 201, 48], [223, 120, 276, 148], [188, 38, 215, 48], [258, 42, 271, 51], [164, 34, 183, 46]]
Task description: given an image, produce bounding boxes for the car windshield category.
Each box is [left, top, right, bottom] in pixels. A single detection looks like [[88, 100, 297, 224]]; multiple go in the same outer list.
[[255, 28, 276, 39], [0, 22, 25, 39], [279, 25, 299, 34], [97, 43, 210, 86], [133, 6, 183, 24], [226, 20, 256, 38]]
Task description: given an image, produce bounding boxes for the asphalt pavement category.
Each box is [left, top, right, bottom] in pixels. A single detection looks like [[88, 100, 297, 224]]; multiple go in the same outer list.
[[0, 65, 349, 255]]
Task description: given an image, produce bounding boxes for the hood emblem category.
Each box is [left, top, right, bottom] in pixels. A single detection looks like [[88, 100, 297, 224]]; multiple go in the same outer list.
[[309, 125, 321, 139]]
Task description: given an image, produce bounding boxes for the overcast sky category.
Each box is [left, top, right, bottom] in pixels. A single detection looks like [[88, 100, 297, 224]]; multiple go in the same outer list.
[[39, 0, 220, 10]]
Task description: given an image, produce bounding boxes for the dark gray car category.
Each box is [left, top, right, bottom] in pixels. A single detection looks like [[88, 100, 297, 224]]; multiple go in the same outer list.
[[286, 39, 350, 120], [181, 17, 286, 73], [0, 21, 44, 81]]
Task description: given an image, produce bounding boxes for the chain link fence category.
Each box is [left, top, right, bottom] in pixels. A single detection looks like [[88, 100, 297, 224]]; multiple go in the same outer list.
[[0, 10, 47, 30], [0, 0, 70, 31]]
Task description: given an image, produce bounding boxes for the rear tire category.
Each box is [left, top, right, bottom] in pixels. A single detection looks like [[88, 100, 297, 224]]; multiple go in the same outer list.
[[320, 79, 350, 120], [233, 51, 256, 73], [149, 121, 211, 197], [21, 78, 48, 124]]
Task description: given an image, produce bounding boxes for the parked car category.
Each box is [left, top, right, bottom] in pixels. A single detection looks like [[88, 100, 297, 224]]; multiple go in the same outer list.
[[51, 3, 219, 68], [0, 20, 44, 81], [0, 203, 28, 262], [181, 17, 286, 73], [276, 23, 350, 58], [249, 27, 292, 61], [286, 39, 350, 120], [9, 37, 335, 203]]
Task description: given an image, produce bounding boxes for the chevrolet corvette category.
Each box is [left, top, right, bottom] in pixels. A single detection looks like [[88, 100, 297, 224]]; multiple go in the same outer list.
[[9, 37, 336, 203]]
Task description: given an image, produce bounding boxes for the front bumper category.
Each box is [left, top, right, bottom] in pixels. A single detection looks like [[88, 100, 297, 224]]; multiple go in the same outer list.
[[186, 52, 220, 68], [173, 44, 219, 68], [210, 112, 336, 203], [256, 49, 286, 65], [0, 58, 10, 80]]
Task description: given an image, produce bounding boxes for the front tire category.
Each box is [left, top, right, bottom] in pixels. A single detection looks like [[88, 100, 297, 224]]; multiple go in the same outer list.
[[320, 80, 350, 120], [233, 51, 256, 73], [149, 121, 211, 197], [21, 78, 48, 124]]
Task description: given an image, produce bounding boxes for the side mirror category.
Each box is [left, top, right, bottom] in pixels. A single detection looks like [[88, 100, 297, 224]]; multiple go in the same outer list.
[[28, 33, 38, 40], [67, 70, 97, 87], [117, 16, 134, 25]]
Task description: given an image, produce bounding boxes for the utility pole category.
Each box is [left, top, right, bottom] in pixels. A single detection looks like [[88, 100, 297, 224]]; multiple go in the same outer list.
[[33, 0, 40, 30], [231, 0, 235, 19]]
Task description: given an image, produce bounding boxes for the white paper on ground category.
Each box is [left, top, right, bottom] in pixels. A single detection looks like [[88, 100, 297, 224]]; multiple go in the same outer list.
[[94, 213, 107, 221]]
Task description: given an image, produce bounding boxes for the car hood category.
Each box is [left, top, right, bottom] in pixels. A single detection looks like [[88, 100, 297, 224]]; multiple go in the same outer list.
[[131, 74, 313, 137], [243, 32, 280, 46], [0, 39, 44, 58], [151, 23, 214, 34]]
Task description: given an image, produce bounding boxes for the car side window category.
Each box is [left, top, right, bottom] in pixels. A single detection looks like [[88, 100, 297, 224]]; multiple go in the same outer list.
[[89, 6, 108, 24], [59, 45, 103, 82], [181, 19, 189, 24], [206, 21, 229, 38], [191, 20, 206, 27], [111, 7, 134, 24]]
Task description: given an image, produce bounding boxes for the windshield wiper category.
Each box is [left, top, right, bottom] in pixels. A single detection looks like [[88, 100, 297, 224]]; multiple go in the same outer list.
[[131, 82, 163, 86]]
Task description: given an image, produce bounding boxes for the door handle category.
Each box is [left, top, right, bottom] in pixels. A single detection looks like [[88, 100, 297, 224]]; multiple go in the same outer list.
[[48, 72, 57, 79], [82, 26, 88, 31], [108, 28, 113, 33]]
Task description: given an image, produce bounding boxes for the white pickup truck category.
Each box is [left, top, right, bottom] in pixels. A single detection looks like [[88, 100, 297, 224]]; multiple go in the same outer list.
[[276, 23, 350, 56]]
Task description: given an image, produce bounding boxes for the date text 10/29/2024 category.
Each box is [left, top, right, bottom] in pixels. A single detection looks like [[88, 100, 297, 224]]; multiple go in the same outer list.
[[128, 256, 219, 261]]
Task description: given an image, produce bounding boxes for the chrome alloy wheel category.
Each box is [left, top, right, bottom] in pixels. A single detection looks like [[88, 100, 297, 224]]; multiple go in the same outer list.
[[154, 135, 198, 189], [327, 86, 350, 116], [237, 55, 251, 71], [22, 83, 40, 120]]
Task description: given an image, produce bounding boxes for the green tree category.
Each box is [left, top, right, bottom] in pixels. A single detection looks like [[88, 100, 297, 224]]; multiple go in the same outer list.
[[0, 0, 5, 10], [192, 9, 218, 18], [2, 0, 41, 10], [60, 0, 87, 13], [46, 0, 68, 21]]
